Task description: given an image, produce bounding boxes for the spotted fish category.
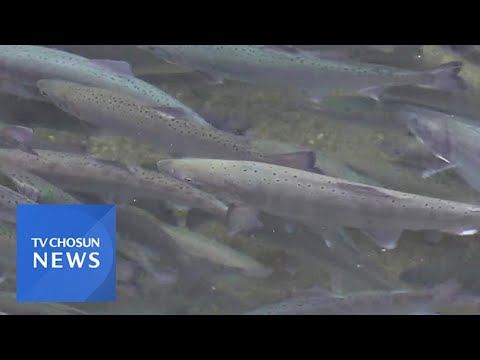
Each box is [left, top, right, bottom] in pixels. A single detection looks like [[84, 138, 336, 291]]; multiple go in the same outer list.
[[0, 45, 210, 127], [36, 80, 315, 170], [138, 45, 466, 101], [158, 158, 480, 249]]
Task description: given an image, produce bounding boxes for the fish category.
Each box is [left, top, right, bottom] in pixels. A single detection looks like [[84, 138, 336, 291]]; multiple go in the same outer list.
[[117, 234, 178, 287], [400, 244, 480, 294], [0, 163, 80, 204], [158, 158, 480, 249], [398, 105, 480, 193], [378, 137, 449, 172], [137, 45, 466, 102], [159, 223, 273, 278], [36, 80, 315, 170], [0, 149, 230, 222], [117, 205, 271, 278], [245, 280, 461, 315], [374, 85, 480, 121], [0, 45, 210, 127], [317, 94, 406, 129], [0, 184, 36, 223], [0, 291, 88, 315], [289, 45, 425, 69]]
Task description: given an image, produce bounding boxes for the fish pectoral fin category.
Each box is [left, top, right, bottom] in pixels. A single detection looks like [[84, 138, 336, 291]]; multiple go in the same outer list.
[[443, 227, 479, 236], [226, 205, 263, 236], [422, 163, 457, 179], [89, 59, 135, 77], [357, 86, 385, 101], [266, 151, 316, 170], [193, 70, 225, 85], [144, 105, 191, 120], [362, 227, 403, 250], [12, 178, 40, 202], [320, 227, 360, 254]]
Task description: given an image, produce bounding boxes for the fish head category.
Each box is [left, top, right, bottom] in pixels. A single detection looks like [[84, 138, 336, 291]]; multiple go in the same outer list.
[[37, 79, 84, 118], [157, 158, 224, 190], [398, 106, 451, 160], [157, 158, 205, 185]]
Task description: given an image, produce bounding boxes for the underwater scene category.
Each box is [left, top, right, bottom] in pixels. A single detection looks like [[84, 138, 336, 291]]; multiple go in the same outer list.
[[1, 45, 480, 314]]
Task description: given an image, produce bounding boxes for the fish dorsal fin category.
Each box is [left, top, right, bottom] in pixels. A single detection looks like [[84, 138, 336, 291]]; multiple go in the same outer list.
[[90, 59, 135, 77], [362, 228, 403, 250]]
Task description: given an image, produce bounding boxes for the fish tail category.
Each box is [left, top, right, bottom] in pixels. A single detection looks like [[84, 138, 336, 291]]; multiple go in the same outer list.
[[424, 61, 467, 91]]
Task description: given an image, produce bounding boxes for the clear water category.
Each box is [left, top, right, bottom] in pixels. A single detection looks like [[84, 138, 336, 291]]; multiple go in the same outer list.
[[1, 45, 480, 315]]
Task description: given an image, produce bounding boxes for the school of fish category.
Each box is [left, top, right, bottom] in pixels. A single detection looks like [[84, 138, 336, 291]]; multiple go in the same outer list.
[[1, 45, 480, 315]]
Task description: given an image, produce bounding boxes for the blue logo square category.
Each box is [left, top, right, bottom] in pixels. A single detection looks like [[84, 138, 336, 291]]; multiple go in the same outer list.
[[16, 204, 116, 302]]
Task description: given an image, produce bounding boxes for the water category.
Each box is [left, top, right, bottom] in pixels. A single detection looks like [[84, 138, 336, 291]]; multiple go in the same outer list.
[[1, 45, 480, 314]]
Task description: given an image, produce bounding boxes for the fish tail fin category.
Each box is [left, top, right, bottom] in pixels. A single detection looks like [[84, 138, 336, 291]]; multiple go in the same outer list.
[[425, 61, 467, 91], [266, 151, 316, 170], [362, 228, 403, 250]]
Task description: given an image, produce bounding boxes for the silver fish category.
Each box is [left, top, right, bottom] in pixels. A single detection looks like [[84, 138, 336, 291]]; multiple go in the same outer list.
[[399, 105, 480, 194], [36, 80, 315, 170], [0, 163, 79, 204], [376, 85, 480, 120], [138, 45, 466, 101], [158, 158, 480, 249], [246, 281, 460, 315], [117, 234, 178, 287], [117, 205, 271, 278], [159, 223, 272, 279], [0, 149, 228, 221], [0, 45, 210, 127]]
